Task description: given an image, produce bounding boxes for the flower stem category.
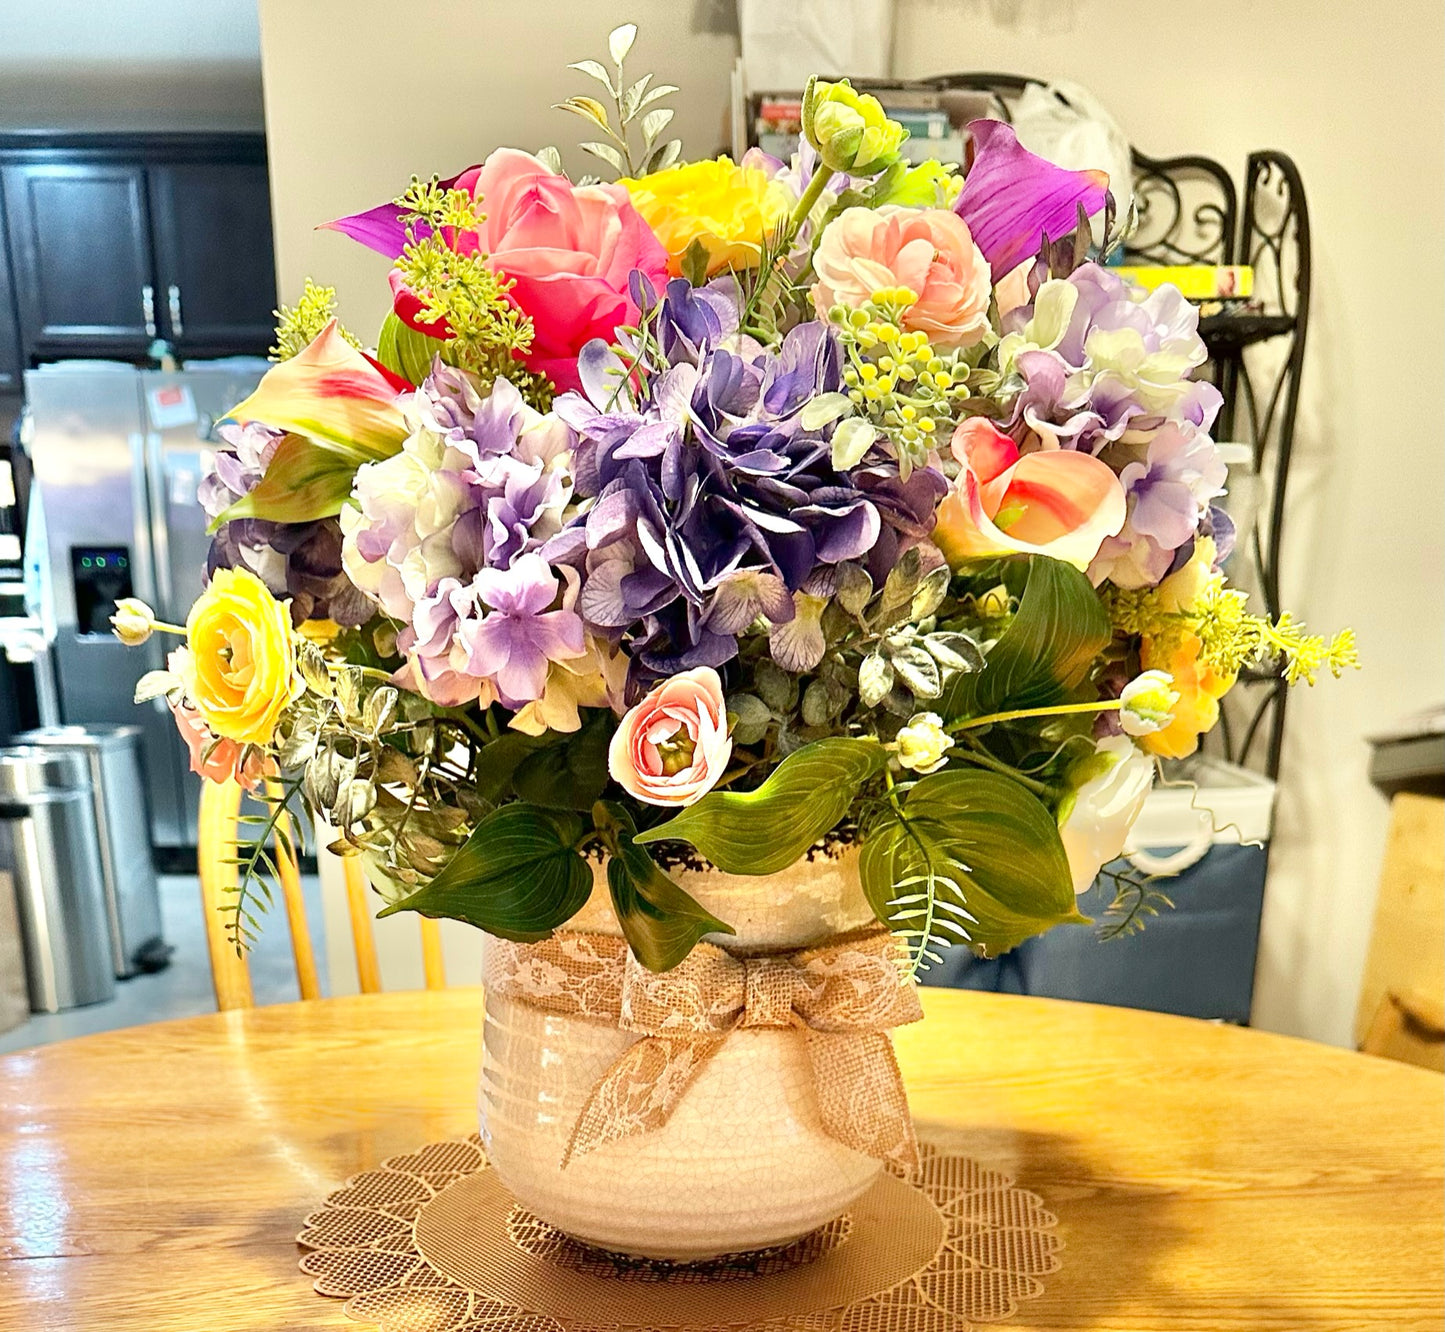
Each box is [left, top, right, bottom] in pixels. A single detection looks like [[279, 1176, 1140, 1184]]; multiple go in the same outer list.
[[950, 699, 1124, 733], [789, 164, 836, 234], [953, 743, 1055, 797]]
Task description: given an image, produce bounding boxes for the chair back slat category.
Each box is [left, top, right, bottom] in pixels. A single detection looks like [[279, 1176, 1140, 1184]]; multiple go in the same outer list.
[[198, 778, 253, 1012], [264, 780, 321, 1002], [341, 853, 384, 994], [419, 917, 447, 990]]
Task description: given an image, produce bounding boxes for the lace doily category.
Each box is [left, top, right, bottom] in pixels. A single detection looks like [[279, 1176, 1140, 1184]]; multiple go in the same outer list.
[[298, 1133, 1063, 1330]]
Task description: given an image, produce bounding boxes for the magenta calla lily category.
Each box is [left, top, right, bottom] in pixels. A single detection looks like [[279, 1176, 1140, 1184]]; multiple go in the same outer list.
[[321, 167, 477, 260], [224, 320, 410, 460], [934, 417, 1126, 570], [955, 120, 1110, 281]]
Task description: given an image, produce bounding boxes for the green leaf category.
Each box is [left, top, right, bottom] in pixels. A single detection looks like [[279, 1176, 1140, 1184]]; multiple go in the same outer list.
[[635, 737, 884, 874], [860, 769, 1086, 964], [209, 433, 360, 531], [680, 237, 711, 287], [581, 140, 628, 177], [595, 801, 733, 972], [512, 713, 613, 811], [375, 311, 439, 386], [568, 58, 615, 94], [640, 107, 674, 147], [607, 23, 637, 66], [941, 555, 1110, 719], [473, 730, 548, 805], [378, 803, 590, 942]]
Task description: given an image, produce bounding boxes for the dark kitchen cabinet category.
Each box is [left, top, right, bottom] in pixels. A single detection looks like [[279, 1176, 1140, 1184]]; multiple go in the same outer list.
[[1, 163, 156, 357], [0, 135, 276, 366], [149, 162, 276, 355], [0, 191, 21, 393]]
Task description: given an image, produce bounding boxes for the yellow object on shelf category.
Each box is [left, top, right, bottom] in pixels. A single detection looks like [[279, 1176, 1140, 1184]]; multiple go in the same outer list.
[[1114, 264, 1254, 299]]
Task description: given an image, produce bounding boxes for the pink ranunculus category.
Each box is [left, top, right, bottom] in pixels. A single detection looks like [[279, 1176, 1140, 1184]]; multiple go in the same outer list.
[[400, 149, 668, 393], [169, 697, 271, 791], [811, 206, 992, 350], [933, 418, 1127, 571], [607, 667, 733, 808]]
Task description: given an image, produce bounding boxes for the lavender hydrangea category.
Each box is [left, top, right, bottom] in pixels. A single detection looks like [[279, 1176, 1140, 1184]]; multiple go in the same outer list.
[[200, 420, 373, 627], [999, 262, 1229, 587], [547, 297, 927, 678], [340, 370, 576, 704]]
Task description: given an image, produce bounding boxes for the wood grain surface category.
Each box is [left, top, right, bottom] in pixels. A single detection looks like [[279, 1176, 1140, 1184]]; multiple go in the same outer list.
[[0, 988, 1440, 1331]]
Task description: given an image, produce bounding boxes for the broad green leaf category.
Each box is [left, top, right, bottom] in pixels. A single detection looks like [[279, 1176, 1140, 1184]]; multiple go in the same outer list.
[[635, 737, 884, 874], [378, 803, 590, 942], [210, 433, 359, 531], [640, 107, 675, 147], [512, 713, 613, 811], [376, 311, 439, 387], [941, 555, 1110, 719], [473, 730, 547, 805], [860, 769, 1086, 963], [581, 141, 627, 177], [595, 801, 733, 972]]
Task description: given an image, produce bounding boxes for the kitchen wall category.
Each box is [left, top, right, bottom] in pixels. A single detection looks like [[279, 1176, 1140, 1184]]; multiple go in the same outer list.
[[257, 0, 1445, 1047], [0, 0, 263, 130]]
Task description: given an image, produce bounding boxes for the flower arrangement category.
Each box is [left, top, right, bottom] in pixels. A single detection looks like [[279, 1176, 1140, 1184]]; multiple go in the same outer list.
[[117, 27, 1354, 974]]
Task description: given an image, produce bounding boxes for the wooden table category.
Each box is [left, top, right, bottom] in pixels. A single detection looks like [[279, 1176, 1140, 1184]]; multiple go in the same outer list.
[[1, 989, 1440, 1331]]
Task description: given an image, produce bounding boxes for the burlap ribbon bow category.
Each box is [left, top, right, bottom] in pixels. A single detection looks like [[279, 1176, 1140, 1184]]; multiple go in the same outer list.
[[484, 928, 924, 1177]]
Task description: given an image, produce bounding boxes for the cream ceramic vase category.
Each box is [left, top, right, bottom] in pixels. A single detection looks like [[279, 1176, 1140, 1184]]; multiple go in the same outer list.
[[478, 848, 885, 1261]]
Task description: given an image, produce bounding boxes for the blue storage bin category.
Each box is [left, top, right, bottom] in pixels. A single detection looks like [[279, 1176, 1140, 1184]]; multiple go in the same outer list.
[[923, 761, 1275, 1023]]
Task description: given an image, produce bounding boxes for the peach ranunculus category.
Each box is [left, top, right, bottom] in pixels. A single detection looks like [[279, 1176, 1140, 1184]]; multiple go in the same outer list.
[[933, 418, 1127, 571], [811, 206, 992, 350], [621, 157, 793, 279], [168, 694, 271, 790], [607, 667, 732, 807]]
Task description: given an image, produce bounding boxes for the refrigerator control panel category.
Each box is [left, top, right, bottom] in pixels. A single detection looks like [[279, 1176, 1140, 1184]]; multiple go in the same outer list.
[[70, 547, 133, 637]]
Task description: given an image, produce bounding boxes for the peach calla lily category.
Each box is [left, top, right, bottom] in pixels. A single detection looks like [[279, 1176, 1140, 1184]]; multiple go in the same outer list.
[[223, 320, 409, 460], [934, 418, 1126, 571]]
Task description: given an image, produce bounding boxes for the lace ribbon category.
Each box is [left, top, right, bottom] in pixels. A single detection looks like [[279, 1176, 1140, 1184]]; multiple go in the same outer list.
[[485, 928, 924, 1176]]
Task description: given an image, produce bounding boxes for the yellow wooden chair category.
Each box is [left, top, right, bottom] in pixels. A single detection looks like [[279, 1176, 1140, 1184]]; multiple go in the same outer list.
[[196, 778, 446, 1010]]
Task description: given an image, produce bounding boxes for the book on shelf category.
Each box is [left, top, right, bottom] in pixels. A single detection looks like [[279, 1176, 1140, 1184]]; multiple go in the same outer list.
[[1114, 265, 1255, 300]]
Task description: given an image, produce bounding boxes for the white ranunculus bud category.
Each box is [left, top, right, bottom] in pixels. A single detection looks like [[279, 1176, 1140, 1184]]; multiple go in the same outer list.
[[1119, 669, 1180, 737], [110, 597, 158, 647], [895, 712, 955, 774], [1058, 735, 1155, 894]]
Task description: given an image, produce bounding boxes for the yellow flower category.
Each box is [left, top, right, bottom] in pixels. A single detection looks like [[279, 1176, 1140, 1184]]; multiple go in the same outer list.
[[1138, 631, 1235, 759], [622, 157, 792, 278], [803, 78, 908, 177], [179, 567, 303, 746]]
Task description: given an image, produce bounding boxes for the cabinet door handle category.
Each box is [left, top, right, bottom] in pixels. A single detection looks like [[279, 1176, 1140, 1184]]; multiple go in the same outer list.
[[167, 284, 184, 338], [141, 284, 156, 338]]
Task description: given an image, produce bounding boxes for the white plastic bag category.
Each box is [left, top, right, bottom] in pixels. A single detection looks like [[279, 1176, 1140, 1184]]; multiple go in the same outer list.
[[737, 0, 895, 89], [1010, 80, 1133, 238]]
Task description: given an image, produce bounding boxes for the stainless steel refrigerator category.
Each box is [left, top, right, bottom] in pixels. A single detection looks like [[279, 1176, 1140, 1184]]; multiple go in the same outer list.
[[23, 362, 265, 850]]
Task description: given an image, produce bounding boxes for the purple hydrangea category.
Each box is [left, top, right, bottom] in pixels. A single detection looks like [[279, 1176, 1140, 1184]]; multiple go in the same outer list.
[[341, 371, 578, 706], [547, 316, 923, 678]]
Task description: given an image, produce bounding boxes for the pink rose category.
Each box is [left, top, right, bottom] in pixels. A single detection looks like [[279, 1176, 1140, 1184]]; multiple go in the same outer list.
[[608, 667, 732, 807], [169, 697, 271, 791], [811, 206, 992, 350], [395, 149, 668, 392]]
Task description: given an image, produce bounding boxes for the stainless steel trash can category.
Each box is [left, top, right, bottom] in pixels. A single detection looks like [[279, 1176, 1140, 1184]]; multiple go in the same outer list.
[[19, 725, 167, 977], [0, 746, 115, 1011]]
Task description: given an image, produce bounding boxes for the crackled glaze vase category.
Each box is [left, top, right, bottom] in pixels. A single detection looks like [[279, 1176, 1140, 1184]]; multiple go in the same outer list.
[[478, 849, 887, 1261]]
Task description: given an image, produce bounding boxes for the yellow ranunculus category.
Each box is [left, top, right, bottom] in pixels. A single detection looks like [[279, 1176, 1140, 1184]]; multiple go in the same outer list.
[[803, 78, 908, 177], [180, 567, 302, 746], [621, 157, 792, 278]]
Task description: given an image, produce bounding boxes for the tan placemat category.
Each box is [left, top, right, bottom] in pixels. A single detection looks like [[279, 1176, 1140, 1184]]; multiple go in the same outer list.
[[298, 1133, 1063, 1331]]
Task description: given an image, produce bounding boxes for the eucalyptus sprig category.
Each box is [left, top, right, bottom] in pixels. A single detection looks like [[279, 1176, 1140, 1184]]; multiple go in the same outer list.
[[556, 23, 682, 179]]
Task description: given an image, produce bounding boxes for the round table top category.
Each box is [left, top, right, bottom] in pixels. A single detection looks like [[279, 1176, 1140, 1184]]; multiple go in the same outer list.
[[1, 987, 1440, 1331]]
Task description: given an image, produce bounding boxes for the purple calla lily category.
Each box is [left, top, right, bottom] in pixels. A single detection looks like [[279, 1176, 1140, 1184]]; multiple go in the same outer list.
[[319, 168, 475, 259], [956, 120, 1110, 281]]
